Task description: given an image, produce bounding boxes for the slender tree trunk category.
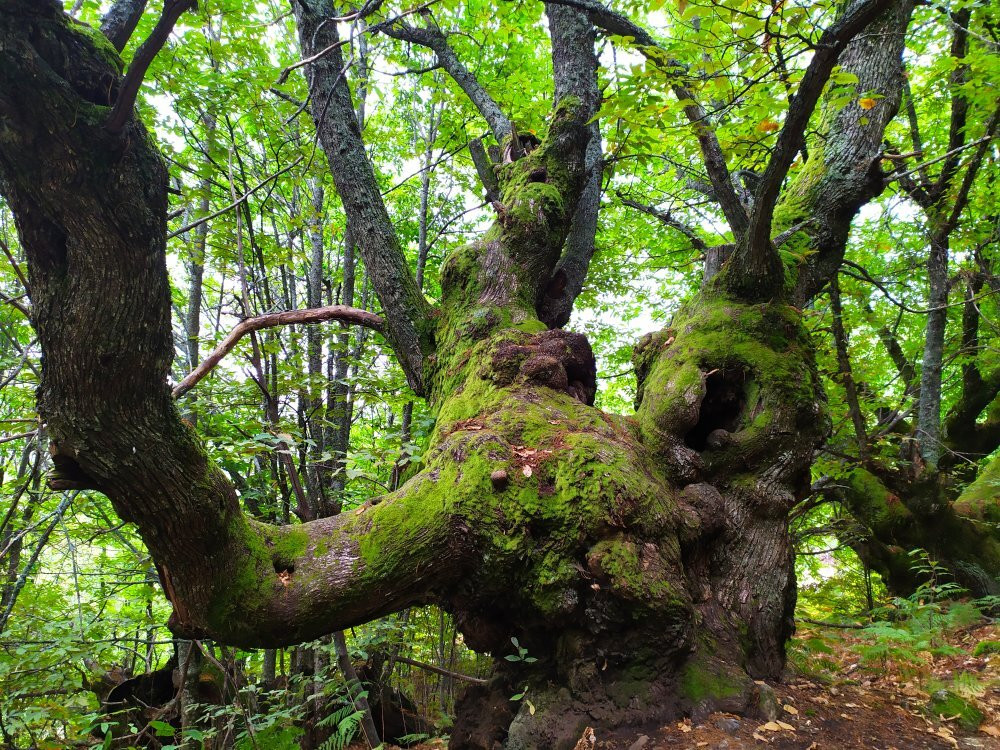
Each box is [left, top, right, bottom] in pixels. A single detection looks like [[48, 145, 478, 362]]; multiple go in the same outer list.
[[917, 233, 949, 467]]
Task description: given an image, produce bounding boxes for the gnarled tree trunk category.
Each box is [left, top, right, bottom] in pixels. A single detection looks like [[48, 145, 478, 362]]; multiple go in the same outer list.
[[0, 1, 911, 747]]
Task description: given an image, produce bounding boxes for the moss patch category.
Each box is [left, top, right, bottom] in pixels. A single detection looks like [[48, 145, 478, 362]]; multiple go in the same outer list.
[[926, 689, 983, 731], [972, 640, 1000, 657]]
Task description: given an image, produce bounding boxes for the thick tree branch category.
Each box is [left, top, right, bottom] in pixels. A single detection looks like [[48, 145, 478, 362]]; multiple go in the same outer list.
[[830, 277, 868, 460], [781, 0, 916, 304], [172, 305, 385, 399], [106, 0, 196, 133], [537, 2, 602, 328], [468, 137, 501, 204], [942, 106, 1000, 236], [728, 0, 897, 300], [100, 0, 148, 52], [545, 0, 749, 235], [930, 8, 971, 200]]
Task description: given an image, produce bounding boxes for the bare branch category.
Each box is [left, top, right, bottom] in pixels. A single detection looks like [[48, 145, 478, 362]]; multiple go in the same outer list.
[[884, 134, 996, 188], [618, 195, 707, 251], [0, 430, 36, 446], [375, 19, 512, 143], [393, 656, 488, 685], [943, 106, 1000, 234], [172, 305, 385, 398], [772, 218, 813, 247]]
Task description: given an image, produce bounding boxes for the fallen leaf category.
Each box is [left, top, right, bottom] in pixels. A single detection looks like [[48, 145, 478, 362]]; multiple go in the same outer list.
[[783, 704, 798, 715], [982, 725, 1000, 737], [777, 721, 795, 731], [758, 721, 782, 732]]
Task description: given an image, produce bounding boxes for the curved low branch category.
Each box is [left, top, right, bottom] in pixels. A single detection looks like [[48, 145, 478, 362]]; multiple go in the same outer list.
[[172, 305, 384, 398]]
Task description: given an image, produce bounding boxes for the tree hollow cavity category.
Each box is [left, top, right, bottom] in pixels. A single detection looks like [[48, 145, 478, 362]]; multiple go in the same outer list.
[[685, 368, 747, 451]]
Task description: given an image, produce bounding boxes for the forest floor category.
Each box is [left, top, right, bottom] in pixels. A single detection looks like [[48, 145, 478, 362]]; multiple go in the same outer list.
[[391, 618, 1000, 750]]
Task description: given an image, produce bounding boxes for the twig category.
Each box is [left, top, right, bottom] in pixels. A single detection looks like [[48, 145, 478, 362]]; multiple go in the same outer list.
[[167, 156, 304, 239], [393, 656, 488, 685], [0, 237, 29, 295], [0, 430, 36, 446], [883, 134, 995, 186], [618, 195, 708, 251]]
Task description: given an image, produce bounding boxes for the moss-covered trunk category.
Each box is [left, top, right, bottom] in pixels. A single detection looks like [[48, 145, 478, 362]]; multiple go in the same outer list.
[[430, 281, 826, 748], [839, 464, 1000, 598]]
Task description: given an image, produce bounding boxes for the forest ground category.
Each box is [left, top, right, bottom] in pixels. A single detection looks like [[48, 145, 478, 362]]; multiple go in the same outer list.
[[377, 618, 1000, 750]]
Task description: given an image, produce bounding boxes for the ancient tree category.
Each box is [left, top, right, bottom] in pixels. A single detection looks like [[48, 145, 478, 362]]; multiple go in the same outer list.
[[0, 0, 946, 746]]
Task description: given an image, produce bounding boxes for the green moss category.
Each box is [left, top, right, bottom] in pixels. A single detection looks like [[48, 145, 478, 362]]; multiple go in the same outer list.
[[588, 537, 680, 606], [634, 292, 826, 472], [842, 467, 913, 534], [679, 656, 746, 703], [607, 677, 651, 709], [205, 516, 276, 634], [514, 319, 548, 334], [955, 453, 1000, 524], [70, 18, 125, 74], [973, 640, 1000, 657], [926, 689, 983, 731], [268, 526, 310, 570]]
